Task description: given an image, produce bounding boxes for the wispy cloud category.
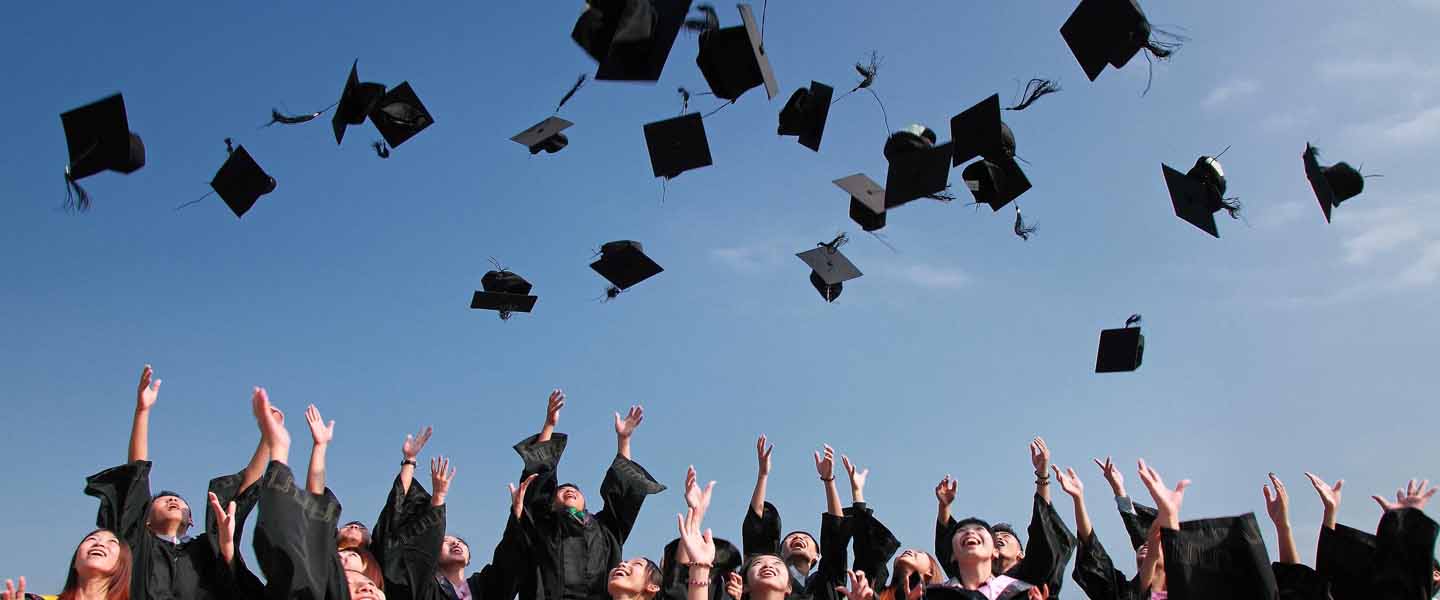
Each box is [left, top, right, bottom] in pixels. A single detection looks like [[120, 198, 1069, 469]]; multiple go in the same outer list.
[[1380, 105, 1440, 144], [709, 241, 789, 273], [1398, 240, 1440, 286], [1254, 200, 1308, 229], [1260, 107, 1320, 133], [1201, 79, 1260, 110], [889, 263, 970, 290], [1334, 198, 1440, 284]]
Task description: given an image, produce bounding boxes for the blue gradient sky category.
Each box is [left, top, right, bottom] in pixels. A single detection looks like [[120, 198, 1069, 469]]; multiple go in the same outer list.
[[3, 1, 1439, 594]]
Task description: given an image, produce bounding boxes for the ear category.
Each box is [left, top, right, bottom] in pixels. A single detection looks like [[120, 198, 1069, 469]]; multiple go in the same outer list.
[[645, 583, 661, 595]]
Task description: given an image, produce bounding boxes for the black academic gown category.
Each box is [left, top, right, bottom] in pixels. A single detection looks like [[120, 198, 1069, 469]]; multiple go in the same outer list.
[[513, 433, 666, 600], [844, 503, 901, 590], [739, 501, 851, 600], [85, 460, 260, 600], [1157, 513, 1277, 600], [252, 461, 349, 600], [1070, 532, 1143, 600], [659, 537, 742, 600], [935, 494, 1074, 596], [370, 477, 446, 600], [1318, 508, 1438, 600]]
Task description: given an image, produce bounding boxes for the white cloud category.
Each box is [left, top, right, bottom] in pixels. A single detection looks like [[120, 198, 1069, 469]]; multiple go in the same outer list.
[[1254, 200, 1307, 229], [709, 243, 786, 273], [1201, 79, 1260, 110], [1260, 108, 1319, 133], [1381, 106, 1440, 144], [1397, 240, 1440, 286], [890, 264, 969, 290]]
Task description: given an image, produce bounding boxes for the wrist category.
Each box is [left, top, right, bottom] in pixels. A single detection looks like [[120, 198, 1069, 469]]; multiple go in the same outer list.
[[820, 475, 835, 482], [401, 458, 417, 466]]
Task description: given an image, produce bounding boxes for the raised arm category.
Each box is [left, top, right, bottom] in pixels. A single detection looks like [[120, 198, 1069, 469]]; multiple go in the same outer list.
[[539, 389, 564, 443], [751, 434, 773, 518], [1304, 472, 1344, 531], [1054, 466, 1091, 541], [239, 393, 274, 494], [933, 475, 958, 579], [935, 475, 956, 525], [431, 456, 455, 507], [615, 404, 644, 461], [842, 455, 868, 506], [399, 425, 433, 495], [678, 473, 718, 600], [303, 404, 335, 496], [1030, 437, 1052, 505], [1263, 472, 1299, 564], [253, 387, 289, 465], [208, 492, 239, 566], [1370, 479, 1439, 597], [128, 364, 161, 463], [816, 445, 842, 517]]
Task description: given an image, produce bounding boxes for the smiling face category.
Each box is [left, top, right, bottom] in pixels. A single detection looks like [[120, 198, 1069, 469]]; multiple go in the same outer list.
[[347, 570, 386, 600], [339, 550, 365, 572], [894, 548, 938, 583], [950, 523, 997, 563], [780, 532, 818, 566], [555, 485, 586, 511], [338, 522, 370, 549], [744, 554, 791, 595], [606, 557, 660, 598], [74, 530, 123, 577], [993, 531, 1022, 562], [440, 535, 471, 568], [148, 495, 190, 535]]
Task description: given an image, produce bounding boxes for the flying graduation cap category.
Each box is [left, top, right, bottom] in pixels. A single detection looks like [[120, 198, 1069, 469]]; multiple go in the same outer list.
[[332, 60, 387, 145], [834, 174, 886, 232], [60, 93, 146, 212], [882, 125, 954, 208], [1303, 144, 1367, 223], [573, 0, 694, 82], [693, 3, 780, 103], [511, 76, 589, 155], [369, 82, 434, 149], [1096, 314, 1144, 373], [1162, 154, 1241, 238], [777, 81, 834, 152], [796, 234, 862, 303], [591, 241, 664, 300], [209, 142, 277, 219], [1060, 0, 1182, 85], [950, 94, 1034, 213], [643, 112, 713, 179], [471, 267, 538, 320]]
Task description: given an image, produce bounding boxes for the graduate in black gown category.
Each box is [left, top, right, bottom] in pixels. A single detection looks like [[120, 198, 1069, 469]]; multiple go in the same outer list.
[[427, 467, 536, 600], [512, 390, 667, 600], [740, 436, 851, 600], [659, 467, 742, 600], [835, 454, 945, 600], [1053, 459, 1160, 600], [83, 366, 271, 600], [1306, 473, 1439, 599]]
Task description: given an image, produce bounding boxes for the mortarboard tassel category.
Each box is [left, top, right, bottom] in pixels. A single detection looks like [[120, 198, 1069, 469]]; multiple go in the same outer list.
[[64, 168, 92, 213], [1126, 314, 1143, 328], [224, 137, 235, 154], [1005, 79, 1062, 111], [555, 74, 587, 114], [1218, 196, 1242, 220], [925, 186, 957, 203], [678, 87, 692, 114], [372, 140, 391, 159], [833, 51, 891, 139], [264, 108, 320, 127], [602, 285, 623, 303], [684, 4, 719, 33], [1013, 206, 1038, 241], [819, 232, 849, 254], [1140, 28, 1187, 96]]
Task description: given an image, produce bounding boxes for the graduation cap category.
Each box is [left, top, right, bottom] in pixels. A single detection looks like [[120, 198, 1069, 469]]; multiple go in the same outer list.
[[574, 0, 693, 82], [332, 61, 387, 145], [883, 125, 953, 208], [471, 269, 537, 320], [590, 240, 664, 299], [1303, 144, 1366, 223], [60, 93, 146, 211], [694, 3, 780, 102], [209, 144, 277, 219], [949, 94, 1015, 167], [1162, 155, 1240, 238], [835, 174, 886, 232], [1060, 0, 1181, 83], [643, 113, 713, 179], [369, 82, 434, 149], [512, 117, 573, 155], [796, 235, 861, 303], [777, 81, 833, 152], [961, 157, 1031, 212], [1095, 314, 1144, 373]]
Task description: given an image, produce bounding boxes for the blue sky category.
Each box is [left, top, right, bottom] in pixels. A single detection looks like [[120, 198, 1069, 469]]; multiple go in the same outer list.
[[3, 0, 1439, 594]]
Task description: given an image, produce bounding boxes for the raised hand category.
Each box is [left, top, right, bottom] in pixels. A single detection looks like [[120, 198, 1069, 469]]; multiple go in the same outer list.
[[1026, 583, 1050, 600], [402, 426, 433, 461], [1263, 473, 1291, 527], [431, 456, 456, 506], [1030, 437, 1051, 475], [814, 444, 836, 480], [676, 508, 716, 568], [509, 473, 538, 519], [724, 572, 743, 599], [1372, 479, 1437, 512], [2, 577, 26, 600], [545, 389, 565, 428], [935, 475, 958, 507], [683, 467, 716, 521], [842, 455, 869, 504], [1094, 456, 1127, 497], [208, 492, 238, 564], [1054, 466, 1084, 499], [304, 404, 335, 446], [756, 434, 774, 477], [1137, 459, 1189, 529], [252, 387, 289, 460], [137, 364, 161, 411], [614, 405, 644, 438], [1304, 472, 1344, 530], [835, 570, 876, 600]]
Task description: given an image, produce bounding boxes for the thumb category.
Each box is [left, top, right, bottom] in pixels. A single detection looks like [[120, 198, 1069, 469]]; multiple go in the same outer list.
[[152, 379, 162, 392], [1372, 495, 1388, 508], [1333, 480, 1345, 492]]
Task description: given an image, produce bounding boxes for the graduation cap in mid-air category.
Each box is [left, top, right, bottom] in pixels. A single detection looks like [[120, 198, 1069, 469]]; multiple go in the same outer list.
[[332, 61, 387, 145], [1303, 144, 1367, 223], [1163, 154, 1241, 238], [834, 174, 886, 232], [882, 125, 954, 208], [471, 268, 538, 320], [643, 112, 713, 179], [777, 81, 834, 152], [1095, 314, 1144, 373], [60, 93, 146, 211], [209, 143, 277, 219], [511, 75, 589, 156], [369, 82, 434, 149], [574, 0, 694, 82], [1060, 0, 1182, 85], [693, 3, 779, 102], [591, 241, 664, 300], [796, 234, 862, 303]]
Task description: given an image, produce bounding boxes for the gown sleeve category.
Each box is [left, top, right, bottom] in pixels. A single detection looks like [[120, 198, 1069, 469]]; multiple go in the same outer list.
[[845, 503, 900, 588], [1070, 532, 1137, 600], [372, 473, 435, 566], [593, 454, 667, 547], [1118, 501, 1158, 552], [84, 460, 154, 543], [1315, 523, 1376, 600], [513, 433, 568, 521], [743, 501, 783, 557], [471, 514, 537, 600], [1270, 562, 1330, 600], [934, 515, 958, 580], [1370, 507, 1439, 600], [1007, 493, 1077, 595], [207, 469, 267, 600], [806, 512, 852, 600], [252, 461, 348, 600], [378, 501, 447, 600], [1157, 513, 1278, 600]]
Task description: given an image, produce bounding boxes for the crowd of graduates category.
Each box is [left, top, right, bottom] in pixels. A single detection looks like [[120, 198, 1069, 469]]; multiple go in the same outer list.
[[1, 366, 1436, 600]]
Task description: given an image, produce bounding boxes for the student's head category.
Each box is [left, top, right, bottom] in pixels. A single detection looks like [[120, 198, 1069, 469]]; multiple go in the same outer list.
[[145, 492, 192, 538], [991, 523, 1024, 564], [346, 570, 387, 600], [555, 483, 587, 511], [949, 518, 998, 565], [780, 531, 818, 566], [606, 557, 661, 599], [59, 529, 131, 600], [338, 547, 384, 591], [338, 521, 371, 549], [439, 535, 471, 569], [889, 549, 943, 587], [743, 554, 792, 596]]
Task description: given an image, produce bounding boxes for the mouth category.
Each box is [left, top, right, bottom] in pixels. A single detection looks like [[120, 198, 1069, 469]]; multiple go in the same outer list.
[[900, 550, 915, 558], [610, 567, 629, 579], [757, 566, 779, 578], [960, 535, 983, 548], [449, 547, 465, 556], [87, 548, 108, 558]]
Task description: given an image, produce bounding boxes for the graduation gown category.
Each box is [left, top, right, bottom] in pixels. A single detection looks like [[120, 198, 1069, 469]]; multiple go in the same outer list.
[[844, 503, 901, 590], [935, 494, 1074, 596], [739, 501, 851, 600], [658, 537, 742, 600], [513, 433, 666, 600], [372, 477, 446, 600], [432, 515, 531, 600], [1070, 532, 1142, 600], [252, 461, 349, 600], [1318, 508, 1439, 600], [1157, 513, 1277, 600], [84, 460, 260, 600]]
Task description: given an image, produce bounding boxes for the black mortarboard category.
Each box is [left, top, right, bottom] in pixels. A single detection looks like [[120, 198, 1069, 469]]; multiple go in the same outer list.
[[695, 4, 780, 102], [835, 174, 886, 232], [574, 0, 694, 82], [883, 126, 953, 208], [949, 94, 1016, 167], [513, 117, 574, 155], [777, 81, 833, 152], [643, 113, 713, 179], [61, 93, 146, 181], [797, 237, 861, 303], [1060, 0, 1174, 82], [590, 240, 664, 292], [332, 61, 387, 145], [1095, 314, 1144, 373], [1303, 144, 1366, 223], [1163, 156, 1236, 238], [210, 145, 277, 219], [369, 82, 434, 149], [961, 158, 1031, 211], [471, 270, 538, 319]]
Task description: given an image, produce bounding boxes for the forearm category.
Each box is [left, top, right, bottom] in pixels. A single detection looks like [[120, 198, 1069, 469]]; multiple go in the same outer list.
[[539, 422, 555, 443], [686, 566, 713, 600], [432, 491, 447, 507], [1035, 472, 1052, 504], [128, 408, 150, 463], [240, 438, 268, 494], [937, 502, 951, 525], [1321, 507, 1337, 531], [851, 484, 865, 505], [750, 474, 768, 517], [1071, 495, 1093, 542], [617, 435, 632, 461], [219, 539, 236, 567], [399, 462, 417, 494], [306, 444, 328, 495], [824, 479, 843, 517], [1274, 522, 1299, 564]]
